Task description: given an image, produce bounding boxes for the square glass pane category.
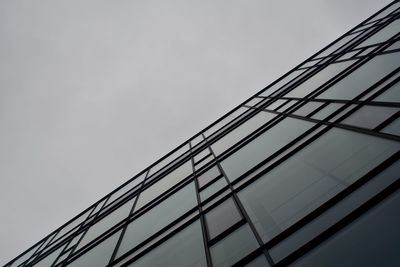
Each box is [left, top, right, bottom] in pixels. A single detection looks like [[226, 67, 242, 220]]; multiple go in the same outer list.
[[136, 160, 192, 210], [198, 166, 220, 188], [238, 128, 399, 242], [67, 230, 120, 267], [210, 224, 259, 267], [290, 190, 400, 267], [76, 198, 135, 250], [318, 53, 400, 100], [205, 198, 242, 239], [341, 105, 398, 129], [286, 61, 354, 98], [117, 182, 197, 257], [127, 220, 207, 267], [221, 118, 314, 182], [211, 112, 276, 156]]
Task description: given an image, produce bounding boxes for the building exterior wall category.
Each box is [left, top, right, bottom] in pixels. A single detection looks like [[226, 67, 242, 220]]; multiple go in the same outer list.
[[5, 1, 400, 266]]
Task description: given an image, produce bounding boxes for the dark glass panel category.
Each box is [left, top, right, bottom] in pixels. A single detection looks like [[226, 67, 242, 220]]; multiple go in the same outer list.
[[290, 190, 400, 267], [318, 53, 400, 100], [357, 19, 400, 47], [205, 198, 242, 239], [311, 103, 344, 120], [245, 255, 270, 267], [210, 224, 259, 267], [382, 118, 400, 135], [238, 128, 399, 242], [221, 118, 314, 182], [341, 105, 398, 129], [200, 178, 228, 202], [375, 80, 400, 102], [293, 102, 325, 117], [127, 220, 207, 267], [198, 166, 220, 188]]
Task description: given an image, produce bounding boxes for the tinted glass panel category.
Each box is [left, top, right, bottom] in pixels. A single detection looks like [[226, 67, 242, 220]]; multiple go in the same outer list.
[[211, 112, 276, 155], [341, 105, 398, 129], [33, 245, 65, 267], [382, 118, 400, 135], [200, 178, 227, 202], [318, 53, 400, 100], [210, 224, 259, 267], [67, 231, 120, 267], [286, 61, 353, 98], [117, 182, 197, 257], [245, 255, 270, 267], [221, 118, 314, 182], [198, 166, 220, 188], [290, 190, 400, 267], [127, 220, 207, 267], [238, 128, 399, 242], [357, 19, 400, 47], [76, 198, 135, 250], [311, 103, 344, 120], [293, 102, 325, 117], [375, 80, 400, 102], [136, 160, 192, 210], [205, 198, 242, 239]]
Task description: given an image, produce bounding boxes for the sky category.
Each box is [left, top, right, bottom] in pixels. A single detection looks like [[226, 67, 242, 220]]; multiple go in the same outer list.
[[0, 0, 393, 264]]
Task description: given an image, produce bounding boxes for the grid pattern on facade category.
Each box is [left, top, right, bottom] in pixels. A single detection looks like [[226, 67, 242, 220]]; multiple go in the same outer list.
[[5, 1, 400, 267]]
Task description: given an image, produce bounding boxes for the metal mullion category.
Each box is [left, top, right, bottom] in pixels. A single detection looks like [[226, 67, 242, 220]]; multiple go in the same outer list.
[[204, 133, 275, 266], [189, 142, 213, 267]]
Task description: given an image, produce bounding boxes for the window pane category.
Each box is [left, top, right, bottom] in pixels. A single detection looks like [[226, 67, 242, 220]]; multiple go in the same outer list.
[[382, 118, 400, 135], [148, 145, 189, 177], [341, 105, 398, 129], [210, 224, 259, 267], [238, 128, 399, 242], [245, 255, 270, 267], [117, 182, 197, 257], [290, 190, 400, 267], [311, 103, 344, 120], [32, 245, 64, 267], [270, 159, 400, 262], [375, 80, 400, 102], [136, 160, 192, 210], [221, 118, 314, 182], [293, 102, 325, 117], [318, 53, 400, 100], [107, 173, 145, 205], [211, 112, 276, 155], [67, 231, 120, 267], [205, 198, 242, 239], [286, 61, 353, 98], [127, 220, 207, 267], [76, 198, 135, 250], [200, 178, 227, 202], [357, 19, 400, 47], [198, 166, 220, 188]]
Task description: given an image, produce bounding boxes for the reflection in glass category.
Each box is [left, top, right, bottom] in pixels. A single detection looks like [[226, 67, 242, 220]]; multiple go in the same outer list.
[[341, 105, 398, 129], [211, 112, 276, 156], [221, 118, 314, 182], [127, 220, 207, 267], [67, 231, 120, 267], [286, 61, 353, 98], [318, 53, 400, 100], [238, 128, 399, 242], [290, 190, 400, 267], [210, 224, 259, 267], [117, 182, 197, 257], [205, 198, 242, 239]]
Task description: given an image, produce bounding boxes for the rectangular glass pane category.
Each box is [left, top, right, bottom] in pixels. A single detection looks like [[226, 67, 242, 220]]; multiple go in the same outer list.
[[211, 112, 276, 156], [200, 178, 228, 202], [375, 80, 400, 102], [311, 103, 344, 120], [136, 160, 192, 210], [318, 53, 400, 100], [357, 19, 400, 47], [117, 182, 197, 257], [341, 105, 398, 129], [221, 118, 314, 182], [382, 118, 400, 136], [198, 166, 220, 188], [293, 102, 325, 117], [286, 61, 354, 98], [127, 220, 207, 267], [33, 245, 65, 267], [238, 128, 399, 242], [205, 198, 242, 239], [148, 144, 189, 177], [210, 224, 259, 267]]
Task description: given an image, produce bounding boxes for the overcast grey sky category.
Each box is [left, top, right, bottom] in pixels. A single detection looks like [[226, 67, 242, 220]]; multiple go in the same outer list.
[[0, 0, 392, 264]]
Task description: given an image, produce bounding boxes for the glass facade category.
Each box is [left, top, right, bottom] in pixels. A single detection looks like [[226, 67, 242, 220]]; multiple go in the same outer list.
[[5, 2, 400, 267]]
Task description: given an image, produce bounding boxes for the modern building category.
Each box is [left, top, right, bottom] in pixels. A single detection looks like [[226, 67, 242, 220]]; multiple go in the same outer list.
[[5, 1, 400, 266]]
